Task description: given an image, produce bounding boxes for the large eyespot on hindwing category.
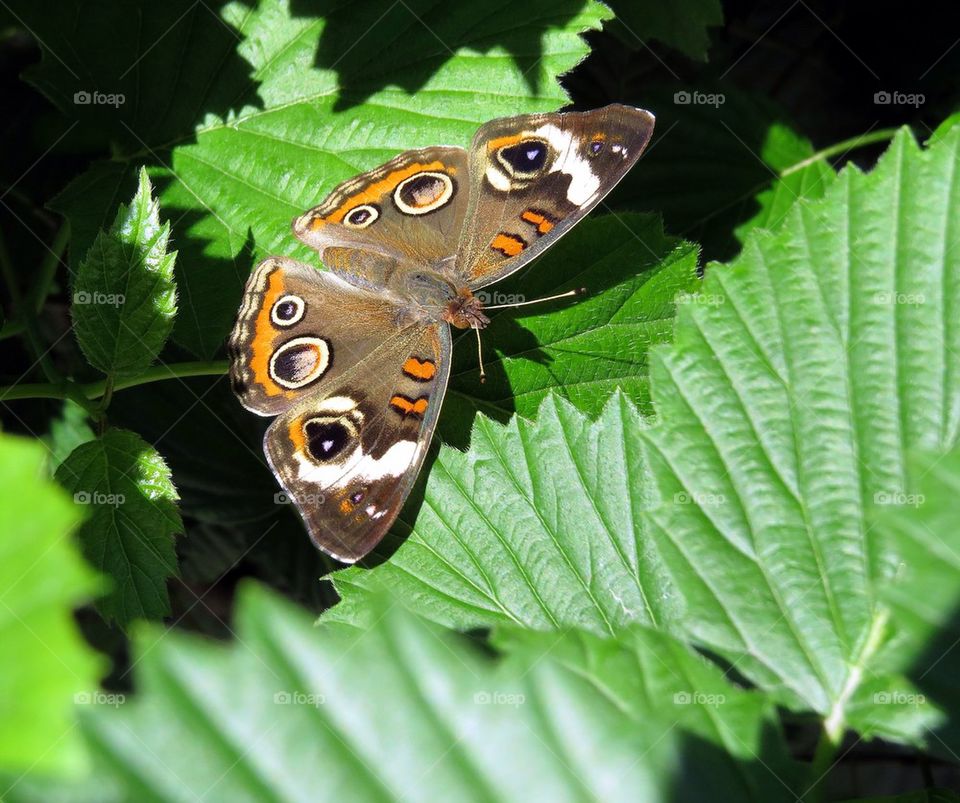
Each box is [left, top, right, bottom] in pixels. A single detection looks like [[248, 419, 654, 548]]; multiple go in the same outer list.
[[269, 336, 332, 390], [271, 294, 306, 327], [392, 171, 455, 215], [496, 138, 550, 178], [303, 416, 356, 463]]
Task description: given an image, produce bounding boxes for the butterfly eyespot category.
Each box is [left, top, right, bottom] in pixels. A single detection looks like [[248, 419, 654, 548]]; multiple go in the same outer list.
[[269, 336, 332, 389], [344, 204, 380, 228], [303, 418, 356, 463], [589, 140, 604, 155], [393, 172, 454, 215], [496, 138, 549, 177], [271, 294, 305, 327]]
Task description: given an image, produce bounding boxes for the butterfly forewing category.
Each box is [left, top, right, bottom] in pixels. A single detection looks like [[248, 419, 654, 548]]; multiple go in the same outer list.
[[454, 104, 655, 288]]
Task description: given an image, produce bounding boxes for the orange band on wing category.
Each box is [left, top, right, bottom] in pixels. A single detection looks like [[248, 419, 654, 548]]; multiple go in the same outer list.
[[323, 161, 448, 224], [520, 209, 555, 235], [487, 134, 526, 152], [390, 394, 429, 418], [402, 357, 437, 381], [491, 233, 526, 257], [250, 269, 291, 398]]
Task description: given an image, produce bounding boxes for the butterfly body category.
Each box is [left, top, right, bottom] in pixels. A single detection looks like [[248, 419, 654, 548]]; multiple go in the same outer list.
[[230, 105, 655, 562]]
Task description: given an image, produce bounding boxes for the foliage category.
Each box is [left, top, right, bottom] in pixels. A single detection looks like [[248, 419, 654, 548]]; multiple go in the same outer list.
[[1, 0, 959, 799]]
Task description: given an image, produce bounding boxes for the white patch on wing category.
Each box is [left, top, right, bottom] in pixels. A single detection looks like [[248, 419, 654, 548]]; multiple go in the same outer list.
[[290, 440, 418, 488], [356, 440, 418, 481], [534, 123, 601, 206], [485, 165, 511, 191], [319, 396, 358, 413]]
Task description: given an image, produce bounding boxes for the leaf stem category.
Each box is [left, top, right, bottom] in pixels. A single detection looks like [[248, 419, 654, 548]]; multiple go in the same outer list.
[[780, 128, 901, 177], [28, 220, 70, 314], [0, 360, 229, 404]]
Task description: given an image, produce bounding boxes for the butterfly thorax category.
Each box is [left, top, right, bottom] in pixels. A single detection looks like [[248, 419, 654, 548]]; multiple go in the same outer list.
[[441, 287, 490, 330], [392, 268, 489, 330]]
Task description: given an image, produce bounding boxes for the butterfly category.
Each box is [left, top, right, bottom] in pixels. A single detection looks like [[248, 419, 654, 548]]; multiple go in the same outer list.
[[229, 104, 655, 563]]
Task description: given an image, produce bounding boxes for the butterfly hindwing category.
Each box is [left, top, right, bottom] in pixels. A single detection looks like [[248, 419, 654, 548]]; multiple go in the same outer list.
[[262, 323, 451, 563]]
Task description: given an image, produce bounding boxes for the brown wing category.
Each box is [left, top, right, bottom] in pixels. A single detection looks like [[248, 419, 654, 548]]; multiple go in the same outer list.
[[292, 147, 469, 281], [453, 104, 655, 289], [263, 323, 452, 563], [228, 256, 408, 417]]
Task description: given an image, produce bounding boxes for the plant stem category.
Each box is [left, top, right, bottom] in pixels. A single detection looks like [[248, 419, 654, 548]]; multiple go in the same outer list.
[[28, 220, 70, 313], [781, 128, 901, 177], [0, 360, 229, 403]]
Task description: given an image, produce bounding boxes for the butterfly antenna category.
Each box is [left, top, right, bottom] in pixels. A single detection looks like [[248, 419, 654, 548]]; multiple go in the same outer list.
[[475, 326, 486, 384], [483, 287, 586, 310]]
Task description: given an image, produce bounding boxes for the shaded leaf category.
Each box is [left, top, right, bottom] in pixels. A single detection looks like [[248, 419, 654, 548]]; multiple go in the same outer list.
[[605, 0, 723, 61], [71, 169, 177, 377], [55, 429, 182, 626], [76, 585, 797, 801]]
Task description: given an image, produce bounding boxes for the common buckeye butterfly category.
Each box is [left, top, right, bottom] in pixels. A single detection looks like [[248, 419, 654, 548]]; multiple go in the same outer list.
[[229, 104, 655, 562]]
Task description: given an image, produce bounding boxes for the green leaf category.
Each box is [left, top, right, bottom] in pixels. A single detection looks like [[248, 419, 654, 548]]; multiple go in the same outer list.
[[55, 429, 182, 626], [605, 0, 723, 61], [843, 445, 960, 757], [331, 127, 960, 744], [0, 433, 101, 776], [74, 585, 797, 801], [43, 400, 96, 473], [71, 169, 177, 377], [442, 214, 699, 436], [25, 0, 611, 357]]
